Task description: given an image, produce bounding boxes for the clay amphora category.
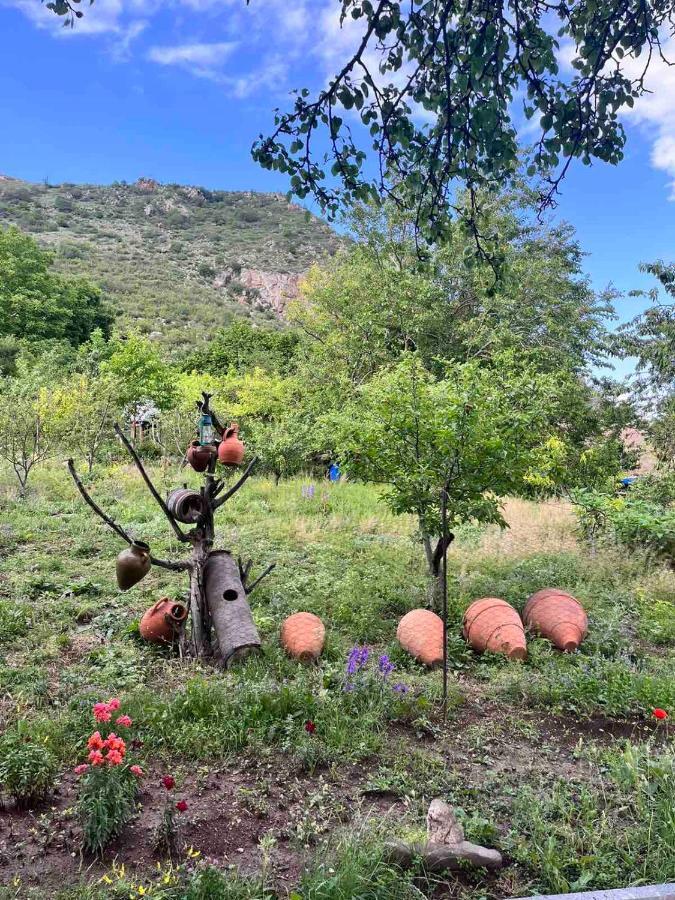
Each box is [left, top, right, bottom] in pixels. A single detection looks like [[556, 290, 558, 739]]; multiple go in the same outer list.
[[116, 541, 151, 591], [397, 609, 444, 667], [523, 588, 588, 652], [167, 488, 204, 523], [139, 598, 188, 643], [186, 440, 214, 473], [218, 424, 245, 467], [462, 597, 527, 660], [281, 612, 326, 662]]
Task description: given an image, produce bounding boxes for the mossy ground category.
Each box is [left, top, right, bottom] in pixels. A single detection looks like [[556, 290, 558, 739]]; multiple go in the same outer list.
[[1, 464, 674, 898]]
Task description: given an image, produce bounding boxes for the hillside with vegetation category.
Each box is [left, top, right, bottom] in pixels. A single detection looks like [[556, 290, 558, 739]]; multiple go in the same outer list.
[[0, 175, 342, 350]]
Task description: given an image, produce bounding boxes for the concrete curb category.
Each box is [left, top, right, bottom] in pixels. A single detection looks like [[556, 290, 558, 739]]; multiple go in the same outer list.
[[511, 886, 675, 900]]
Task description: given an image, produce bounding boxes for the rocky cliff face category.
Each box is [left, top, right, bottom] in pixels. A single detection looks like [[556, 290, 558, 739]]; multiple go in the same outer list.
[[214, 267, 302, 315]]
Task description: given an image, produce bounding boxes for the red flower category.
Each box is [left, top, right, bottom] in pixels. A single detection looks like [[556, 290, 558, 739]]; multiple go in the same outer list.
[[653, 708, 669, 720], [115, 714, 132, 728], [175, 799, 188, 813], [130, 765, 144, 777], [87, 731, 104, 751], [162, 775, 175, 790], [106, 749, 124, 766], [304, 720, 316, 734], [88, 750, 105, 766], [74, 764, 89, 776]]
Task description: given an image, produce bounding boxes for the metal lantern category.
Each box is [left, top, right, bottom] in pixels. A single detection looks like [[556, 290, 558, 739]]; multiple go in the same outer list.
[[198, 411, 215, 446]]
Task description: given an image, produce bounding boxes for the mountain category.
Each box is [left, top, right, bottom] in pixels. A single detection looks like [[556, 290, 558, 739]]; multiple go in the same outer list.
[[0, 175, 342, 351]]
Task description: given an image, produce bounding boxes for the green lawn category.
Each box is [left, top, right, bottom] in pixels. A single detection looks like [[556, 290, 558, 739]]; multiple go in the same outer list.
[[1, 464, 674, 898]]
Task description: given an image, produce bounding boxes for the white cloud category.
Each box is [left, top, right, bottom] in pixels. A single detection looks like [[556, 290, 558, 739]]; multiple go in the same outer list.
[[147, 40, 237, 78]]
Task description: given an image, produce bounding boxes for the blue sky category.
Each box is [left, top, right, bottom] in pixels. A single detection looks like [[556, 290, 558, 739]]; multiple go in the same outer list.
[[1, 1, 673, 376]]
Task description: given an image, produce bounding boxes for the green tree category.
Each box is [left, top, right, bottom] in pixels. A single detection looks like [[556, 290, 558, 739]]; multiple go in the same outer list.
[[0, 227, 113, 351], [100, 334, 177, 417], [331, 353, 585, 597], [182, 320, 300, 376]]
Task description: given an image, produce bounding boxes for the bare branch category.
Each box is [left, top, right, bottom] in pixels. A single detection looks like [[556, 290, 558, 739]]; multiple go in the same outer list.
[[113, 423, 190, 543], [244, 562, 276, 595], [66, 458, 190, 572], [213, 456, 259, 509]]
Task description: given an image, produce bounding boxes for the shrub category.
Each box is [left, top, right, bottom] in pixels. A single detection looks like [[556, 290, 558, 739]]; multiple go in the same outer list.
[[0, 726, 59, 806], [75, 698, 143, 854]]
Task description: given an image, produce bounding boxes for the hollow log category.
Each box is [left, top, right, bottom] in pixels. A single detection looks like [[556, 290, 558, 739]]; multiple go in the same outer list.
[[204, 550, 261, 667]]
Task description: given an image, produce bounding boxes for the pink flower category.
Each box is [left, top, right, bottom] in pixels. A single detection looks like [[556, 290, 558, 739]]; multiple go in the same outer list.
[[93, 703, 112, 723], [130, 765, 144, 777], [115, 714, 132, 727], [89, 750, 105, 766], [107, 698, 121, 711], [175, 799, 188, 813], [74, 764, 89, 776], [162, 775, 175, 790]]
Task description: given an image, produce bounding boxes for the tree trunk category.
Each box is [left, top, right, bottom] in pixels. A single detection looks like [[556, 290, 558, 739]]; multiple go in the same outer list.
[[421, 532, 454, 612], [204, 550, 261, 667]]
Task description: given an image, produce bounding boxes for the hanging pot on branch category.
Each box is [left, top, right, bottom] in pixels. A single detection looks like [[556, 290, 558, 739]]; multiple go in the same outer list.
[[166, 488, 204, 524], [186, 440, 215, 473], [463, 597, 527, 660], [139, 598, 188, 643], [203, 550, 261, 666], [116, 541, 152, 591], [218, 424, 245, 467]]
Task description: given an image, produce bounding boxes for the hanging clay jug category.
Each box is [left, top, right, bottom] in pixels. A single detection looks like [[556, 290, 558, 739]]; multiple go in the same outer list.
[[116, 541, 151, 591], [218, 423, 245, 467], [281, 612, 326, 662], [139, 598, 188, 644], [186, 440, 214, 473], [462, 597, 527, 660], [397, 609, 444, 667], [523, 588, 588, 652], [166, 488, 204, 524]]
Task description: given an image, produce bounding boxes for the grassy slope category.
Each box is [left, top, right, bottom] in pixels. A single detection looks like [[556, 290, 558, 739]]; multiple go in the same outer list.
[[0, 178, 341, 352], [1, 465, 674, 898]]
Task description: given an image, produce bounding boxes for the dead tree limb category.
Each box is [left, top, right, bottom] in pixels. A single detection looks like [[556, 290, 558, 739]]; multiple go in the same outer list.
[[67, 458, 190, 573], [204, 550, 261, 666], [213, 456, 259, 509], [244, 563, 276, 595], [114, 423, 190, 543]]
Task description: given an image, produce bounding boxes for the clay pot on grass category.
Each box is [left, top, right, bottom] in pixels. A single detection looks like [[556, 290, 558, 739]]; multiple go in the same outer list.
[[186, 440, 215, 473], [280, 612, 326, 662], [462, 597, 527, 660], [397, 609, 444, 667], [116, 541, 151, 591], [218, 424, 245, 467], [523, 588, 587, 652], [139, 598, 188, 643]]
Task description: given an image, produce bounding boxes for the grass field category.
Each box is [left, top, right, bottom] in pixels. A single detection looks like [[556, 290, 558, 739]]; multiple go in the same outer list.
[[1, 463, 674, 899]]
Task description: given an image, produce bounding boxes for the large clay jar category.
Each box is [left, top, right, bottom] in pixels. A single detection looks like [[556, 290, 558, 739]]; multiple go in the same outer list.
[[186, 440, 214, 473], [139, 598, 188, 644], [397, 609, 444, 668], [281, 612, 325, 662], [218, 424, 245, 467], [523, 588, 588, 652], [463, 597, 527, 660], [116, 541, 151, 591], [167, 488, 204, 524]]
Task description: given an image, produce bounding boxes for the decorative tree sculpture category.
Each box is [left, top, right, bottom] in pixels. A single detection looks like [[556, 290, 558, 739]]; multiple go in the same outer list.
[[67, 392, 274, 666]]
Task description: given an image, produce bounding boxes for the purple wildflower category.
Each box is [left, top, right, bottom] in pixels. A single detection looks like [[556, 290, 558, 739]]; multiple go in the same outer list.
[[378, 654, 395, 678], [392, 683, 409, 695], [346, 645, 370, 677], [343, 682, 355, 693]]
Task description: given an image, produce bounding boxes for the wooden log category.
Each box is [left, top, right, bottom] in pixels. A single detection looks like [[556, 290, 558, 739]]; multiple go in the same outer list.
[[203, 550, 261, 667]]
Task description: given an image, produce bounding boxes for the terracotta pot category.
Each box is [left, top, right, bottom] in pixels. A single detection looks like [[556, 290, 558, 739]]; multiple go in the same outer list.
[[397, 609, 444, 667], [139, 597, 188, 644], [280, 612, 326, 662], [186, 440, 214, 473], [523, 588, 588, 652], [218, 424, 245, 467], [116, 541, 151, 591], [463, 597, 527, 660], [166, 488, 204, 524]]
